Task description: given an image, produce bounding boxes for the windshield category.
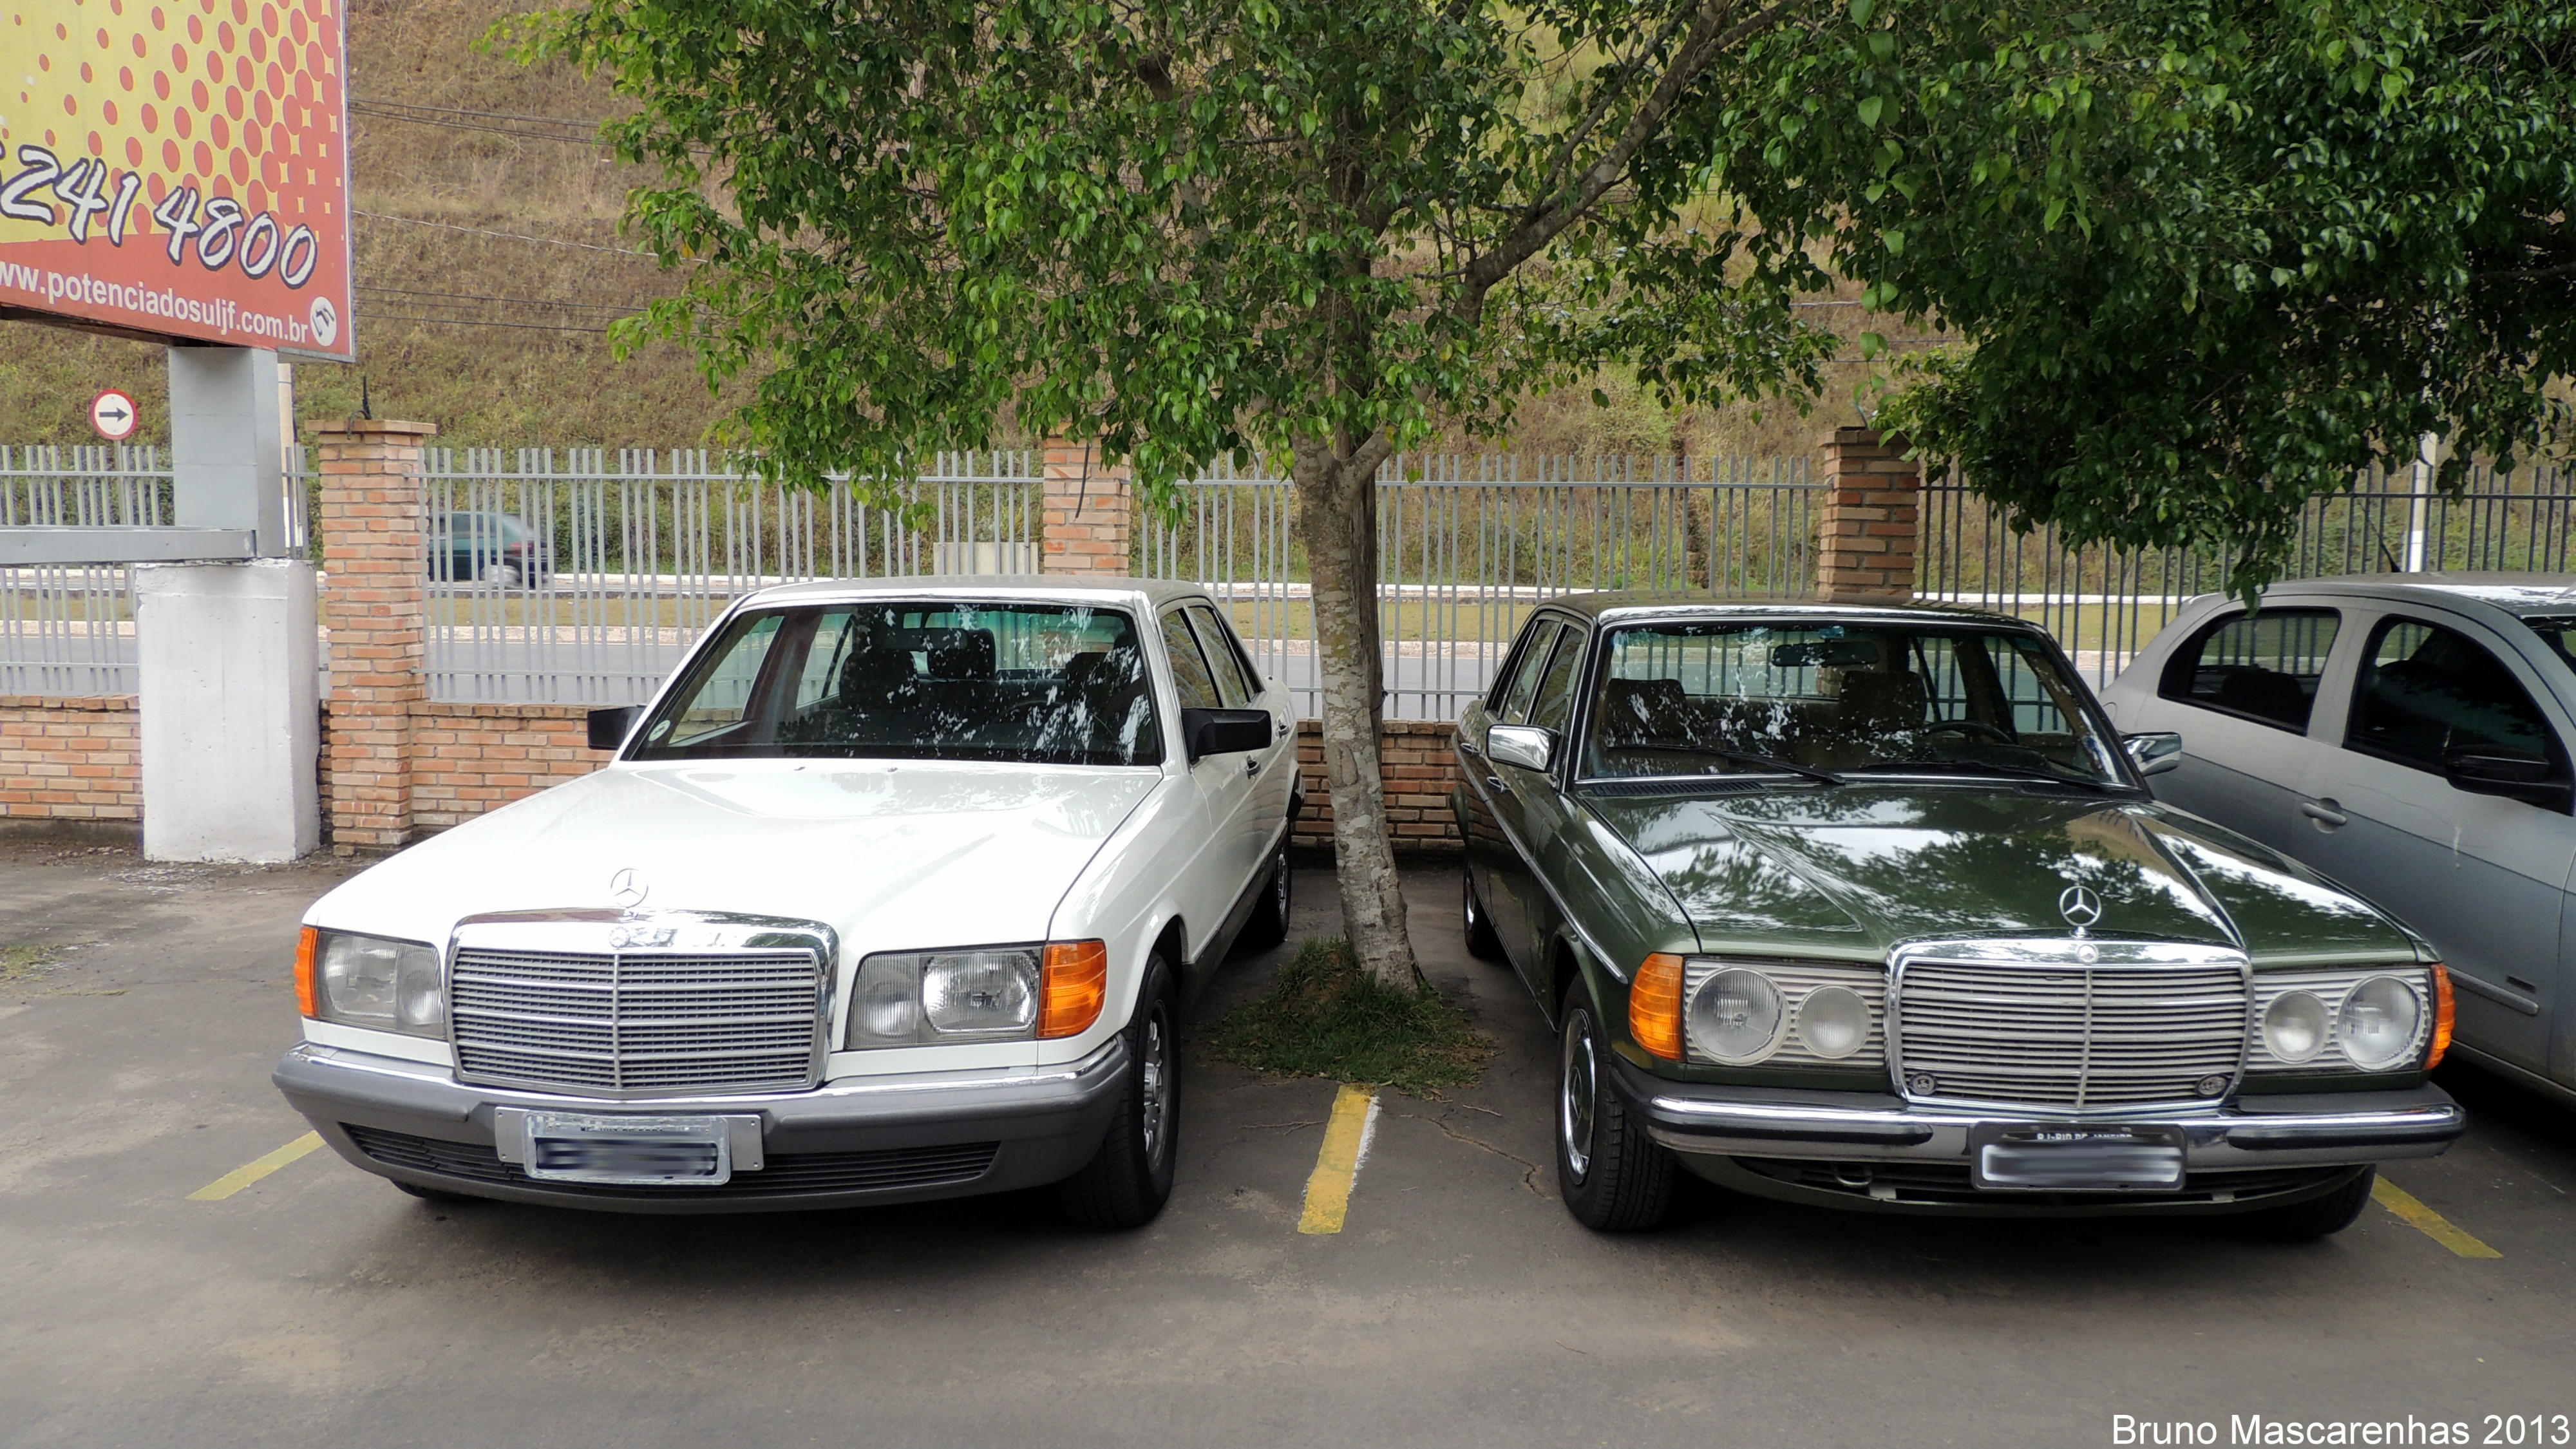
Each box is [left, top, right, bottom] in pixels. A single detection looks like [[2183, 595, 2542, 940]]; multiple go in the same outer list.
[[631, 601, 1163, 765], [1580, 620, 2126, 786]]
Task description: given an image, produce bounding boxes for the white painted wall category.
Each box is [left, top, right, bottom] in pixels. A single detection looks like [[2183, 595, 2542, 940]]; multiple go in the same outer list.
[[135, 560, 320, 862]]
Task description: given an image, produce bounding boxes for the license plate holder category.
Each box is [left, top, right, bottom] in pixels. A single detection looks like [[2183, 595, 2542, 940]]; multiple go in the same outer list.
[[1970, 1122, 2186, 1193], [520, 1113, 732, 1187]]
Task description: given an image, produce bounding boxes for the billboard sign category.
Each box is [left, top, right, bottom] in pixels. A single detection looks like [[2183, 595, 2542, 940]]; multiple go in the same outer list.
[[0, 0, 353, 360]]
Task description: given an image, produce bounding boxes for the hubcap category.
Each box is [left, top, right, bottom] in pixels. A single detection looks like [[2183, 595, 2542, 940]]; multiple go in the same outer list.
[[1560, 1010, 1596, 1182], [1464, 873, 1480, 931], [1274, 852, 1289, 915], [1139, 1009, 1173, 1165]]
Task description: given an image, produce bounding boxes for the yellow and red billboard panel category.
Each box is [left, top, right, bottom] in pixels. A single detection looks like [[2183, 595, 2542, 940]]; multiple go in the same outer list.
[[1, 0, 352, 359]]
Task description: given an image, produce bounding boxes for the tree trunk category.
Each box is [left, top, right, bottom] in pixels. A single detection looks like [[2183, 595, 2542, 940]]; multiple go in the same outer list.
[[1294, 442, 1421, 989]]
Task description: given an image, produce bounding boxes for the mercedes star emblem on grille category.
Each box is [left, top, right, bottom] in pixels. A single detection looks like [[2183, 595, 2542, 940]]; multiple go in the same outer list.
[[609, 867, 649, 911], [2057, 884, 2103, 931]]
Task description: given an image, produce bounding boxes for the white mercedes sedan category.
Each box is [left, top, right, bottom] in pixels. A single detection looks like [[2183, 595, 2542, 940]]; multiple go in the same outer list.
[[274, 577, 1300, 1227]]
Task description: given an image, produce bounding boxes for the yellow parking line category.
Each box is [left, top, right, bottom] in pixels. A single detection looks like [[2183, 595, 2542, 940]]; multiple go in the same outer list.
[[1297, 1084, 1379, 1235], [2372, 1176, 2502, 1258], [187, 1132, 325, 1202]]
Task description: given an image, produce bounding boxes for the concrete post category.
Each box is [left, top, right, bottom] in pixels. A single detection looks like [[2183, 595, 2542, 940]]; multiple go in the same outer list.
[[169, 346, 296, 558], [1039, 439, 1132, 576], [133, 559, 320, 860], [1815, 427, 1922, 605], [313, 418, 437, 853]]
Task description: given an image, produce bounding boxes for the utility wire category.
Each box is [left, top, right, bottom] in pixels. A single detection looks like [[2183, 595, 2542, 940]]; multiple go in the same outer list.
[[357, 311, 621, 334], [356, 281, 652, 313], [353, 208, 665, 258]]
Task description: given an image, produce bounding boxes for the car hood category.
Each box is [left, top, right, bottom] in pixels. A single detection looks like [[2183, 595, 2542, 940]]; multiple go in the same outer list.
[[1586, 784, 2414, 965], [308, 761, 1162, 956]]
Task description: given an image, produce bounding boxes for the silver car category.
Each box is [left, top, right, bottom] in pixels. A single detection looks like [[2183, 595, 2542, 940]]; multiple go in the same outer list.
[[2100, 574, 2576, 1106]]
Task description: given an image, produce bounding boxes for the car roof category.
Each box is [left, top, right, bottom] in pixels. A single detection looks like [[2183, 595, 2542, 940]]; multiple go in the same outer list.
[[735, 574, 1213, 612], [1530, 589, 2036, 630], [2256, 573, 2576, 618]]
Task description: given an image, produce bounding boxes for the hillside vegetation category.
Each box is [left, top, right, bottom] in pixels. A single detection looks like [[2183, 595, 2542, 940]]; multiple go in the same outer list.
[[0, 0, 1894, 459]]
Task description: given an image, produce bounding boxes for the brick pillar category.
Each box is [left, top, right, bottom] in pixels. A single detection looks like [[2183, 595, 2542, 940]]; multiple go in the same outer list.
[[313, 418, 437, 852], [1040, 438, 1132, 576], [1815, 427, 1921, 604]]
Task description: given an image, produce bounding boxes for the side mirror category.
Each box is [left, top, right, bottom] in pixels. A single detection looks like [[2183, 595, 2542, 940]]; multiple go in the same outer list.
[[2443, 750, 2571, 809], [2122, 730, 2184, 779], [1182, 706, 1271, 762], [1487, 723, 1555, 773], [588, 706, 641, 753]]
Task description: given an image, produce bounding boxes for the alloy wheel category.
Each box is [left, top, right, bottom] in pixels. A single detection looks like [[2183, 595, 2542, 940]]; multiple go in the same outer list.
[[1560, 1009, 1597, 1183]]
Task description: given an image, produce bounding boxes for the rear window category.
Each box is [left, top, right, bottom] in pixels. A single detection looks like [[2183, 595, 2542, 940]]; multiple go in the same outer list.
[[2159, 609, 2340, 731]]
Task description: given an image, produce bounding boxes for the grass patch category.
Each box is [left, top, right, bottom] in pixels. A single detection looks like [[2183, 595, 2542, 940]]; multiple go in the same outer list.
[[1206, 938, 1490, 1097], [0, 945, 55, 985]]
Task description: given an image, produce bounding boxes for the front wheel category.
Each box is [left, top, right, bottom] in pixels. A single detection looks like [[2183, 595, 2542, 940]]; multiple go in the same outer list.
[[1057, 954, 1180, 1229], [1555, 985, 1675, 1231]]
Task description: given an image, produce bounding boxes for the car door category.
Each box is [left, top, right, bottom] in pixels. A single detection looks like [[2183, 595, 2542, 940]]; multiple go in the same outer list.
[[1496, 619, 1590, 994], [2134, 604, 2344, 851], [1463, 617, 1560, 974], [1159, 606, 1258, 956], [1184, 601, 1290, 881], [2292, 609, 2576, 1074]]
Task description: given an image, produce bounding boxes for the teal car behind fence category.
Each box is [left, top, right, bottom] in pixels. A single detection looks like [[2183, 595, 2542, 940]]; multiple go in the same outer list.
[[1452, 594, 2465, 1236]]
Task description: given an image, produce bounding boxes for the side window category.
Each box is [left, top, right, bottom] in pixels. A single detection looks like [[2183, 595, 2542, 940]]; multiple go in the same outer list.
[[1528, 628, 1588, 735], [1499, 620, 1562, 724], [1184, 605, 1256, 707], [790, 611, 862, 712], [1160, 610, 1224, 711], [2347, 617, 2559, 772], [2159, 608, 2340, 731]]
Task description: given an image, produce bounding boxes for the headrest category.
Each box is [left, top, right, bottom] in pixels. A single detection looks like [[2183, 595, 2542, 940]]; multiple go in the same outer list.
[[922, 629, 996, 681], [1838, 670, 1929, 726], [839, 649, 917, 710], [1603, 676, 1688, 722]]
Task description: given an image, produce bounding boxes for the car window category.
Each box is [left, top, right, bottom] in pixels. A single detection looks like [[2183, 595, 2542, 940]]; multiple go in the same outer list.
[[634, 602, 1162, 765], [1160, 610, 1224, 711], [1528, 627, 1588, 735], [2345, 616, 2558, 772], [1580, 620, 2125, 785], [1498, 620, 1562, 724], [1184, 605, 1256, 707], [2159, 609, 2340, 731]]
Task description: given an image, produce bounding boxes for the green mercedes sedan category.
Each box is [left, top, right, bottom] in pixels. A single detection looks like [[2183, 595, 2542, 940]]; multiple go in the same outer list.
[[1452, 594, 2465, 1236]]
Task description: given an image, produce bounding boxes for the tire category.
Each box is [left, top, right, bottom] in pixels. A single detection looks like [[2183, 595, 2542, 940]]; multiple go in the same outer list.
[[393, 1180, 476, 1206], [1057, 954, 1181, 1229], [2244, 1166, 2376, 1241], [1555, 984, 1676, 1231], [1463, 867, 1504, 962], [1241, 839, 1292, 949]]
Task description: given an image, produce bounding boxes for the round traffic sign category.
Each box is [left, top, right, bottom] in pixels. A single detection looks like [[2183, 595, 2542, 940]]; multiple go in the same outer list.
[[90, 389, 140, 442]]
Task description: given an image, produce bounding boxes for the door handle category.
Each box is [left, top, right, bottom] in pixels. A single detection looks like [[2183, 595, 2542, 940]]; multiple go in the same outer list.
[[2299, 799, 2347, 828], [1486, 774, 1510, 796]]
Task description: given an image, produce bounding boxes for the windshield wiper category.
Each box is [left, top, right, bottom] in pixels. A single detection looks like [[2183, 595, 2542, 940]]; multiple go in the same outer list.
[[1845, 757, 2119, 791], [1613, 744, 1844, 786]]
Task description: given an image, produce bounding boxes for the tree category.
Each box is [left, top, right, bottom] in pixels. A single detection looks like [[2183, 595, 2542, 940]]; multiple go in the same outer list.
[[1718, 0, 2576, 589], [511, 0, 1847, 985]]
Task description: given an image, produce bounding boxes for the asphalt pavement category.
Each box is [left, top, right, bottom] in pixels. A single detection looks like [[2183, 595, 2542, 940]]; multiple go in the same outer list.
[[0, 838, 2570, 1448]]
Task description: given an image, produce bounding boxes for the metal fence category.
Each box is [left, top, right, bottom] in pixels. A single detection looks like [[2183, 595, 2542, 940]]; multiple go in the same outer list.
[[0, 446, 171, 695], [1923, 460, 2576, 690]]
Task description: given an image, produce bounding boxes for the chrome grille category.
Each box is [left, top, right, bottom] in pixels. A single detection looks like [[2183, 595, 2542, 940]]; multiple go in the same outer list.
[[451, 947, 823, 1096], [1892, 946, 2248, 1110]]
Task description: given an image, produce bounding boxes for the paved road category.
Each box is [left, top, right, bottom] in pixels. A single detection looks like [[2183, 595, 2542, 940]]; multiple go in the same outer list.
[[1, 842, 2569, 1447]]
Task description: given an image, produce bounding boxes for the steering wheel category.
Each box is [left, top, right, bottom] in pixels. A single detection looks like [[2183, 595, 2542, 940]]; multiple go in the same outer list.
[[1921, 719, 2014, 744]]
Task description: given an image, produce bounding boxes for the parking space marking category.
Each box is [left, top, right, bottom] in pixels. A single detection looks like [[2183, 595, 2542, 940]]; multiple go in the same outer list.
[[2372, 1176, 2502, 1258], [1296, 1084, 1380, 1235], [187, 1132, 324, 1202]]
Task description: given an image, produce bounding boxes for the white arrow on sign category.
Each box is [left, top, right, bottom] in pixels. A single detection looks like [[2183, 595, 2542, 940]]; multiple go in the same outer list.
[[90, 389, 140, 442]]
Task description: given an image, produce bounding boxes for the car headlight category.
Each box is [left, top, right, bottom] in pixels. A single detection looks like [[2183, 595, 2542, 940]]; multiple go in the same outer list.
[[1796, 985, 1870, 1061], [297, 927, 445, 1038], [1688, 967, 1785, 1065], [2261, 990, 2329, 1065], [2338, 975, 2422, 1070], [846, 940, 1108, 1048]]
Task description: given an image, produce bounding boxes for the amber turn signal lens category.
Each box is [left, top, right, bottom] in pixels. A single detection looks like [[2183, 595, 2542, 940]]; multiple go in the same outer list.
[[1040, 939, 1109, 1039], [294, 925, 319, 1018], [1629, 952, 1686, 1061], [2426, 963, 2454, 1070]]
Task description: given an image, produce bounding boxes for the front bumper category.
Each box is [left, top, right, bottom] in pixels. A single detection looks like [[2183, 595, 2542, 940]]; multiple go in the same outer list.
[[273, 1039, 1129, 1214], [1605, 1052, 2464, 1215]]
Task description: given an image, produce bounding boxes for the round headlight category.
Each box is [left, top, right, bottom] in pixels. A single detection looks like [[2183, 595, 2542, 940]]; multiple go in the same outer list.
[[1688, 967, 1783, 1064], [2262, 990, 2329, 1065], [2339, 975, 2422, 1070], [1796, 985, 1870, 1061]]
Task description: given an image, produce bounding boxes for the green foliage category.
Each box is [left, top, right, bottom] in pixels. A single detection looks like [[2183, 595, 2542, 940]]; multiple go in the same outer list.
[[498, 0, 1842, 508], [1718, 0, 2576, 592], [1207, 937, 1490, 1096]]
